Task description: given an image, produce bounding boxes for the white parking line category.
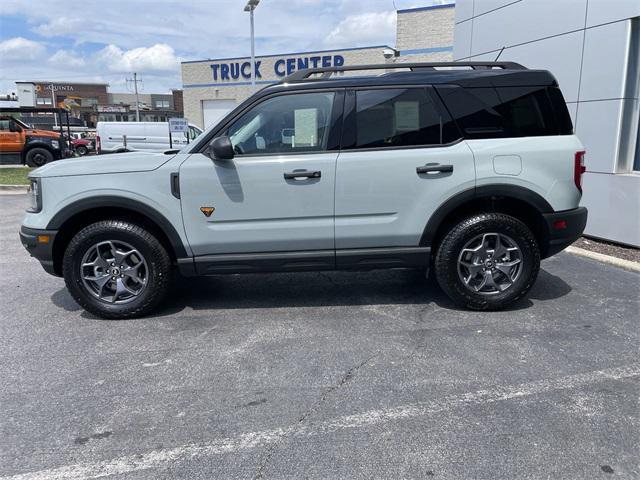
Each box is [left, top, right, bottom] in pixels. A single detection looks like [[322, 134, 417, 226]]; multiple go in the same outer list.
[[3, 363, 639, 480], [566, 246, 640, 273]]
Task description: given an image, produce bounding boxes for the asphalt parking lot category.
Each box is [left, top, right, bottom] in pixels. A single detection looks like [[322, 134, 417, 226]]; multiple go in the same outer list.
[[1, 193, 638, 480]]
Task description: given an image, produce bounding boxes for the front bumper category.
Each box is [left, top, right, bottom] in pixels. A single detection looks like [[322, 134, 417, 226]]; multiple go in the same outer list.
[[542, 207, 588, 258], [19, 226, 59, 276]]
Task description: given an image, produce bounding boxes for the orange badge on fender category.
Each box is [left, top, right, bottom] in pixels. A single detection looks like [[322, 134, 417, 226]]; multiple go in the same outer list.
[[200, 207, 215, 217]]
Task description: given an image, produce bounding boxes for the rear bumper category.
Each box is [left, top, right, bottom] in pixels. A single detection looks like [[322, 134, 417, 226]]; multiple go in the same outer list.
[[19, 226, 59, 276], [542, 207, 588, 258]]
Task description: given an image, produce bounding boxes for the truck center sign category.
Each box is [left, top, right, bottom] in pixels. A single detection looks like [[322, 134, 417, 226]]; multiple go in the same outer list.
[[210, 54, 345, 81]]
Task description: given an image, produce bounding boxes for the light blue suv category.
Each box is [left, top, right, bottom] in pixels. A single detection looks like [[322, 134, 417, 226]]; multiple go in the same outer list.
[[20, 62, 587, 318]]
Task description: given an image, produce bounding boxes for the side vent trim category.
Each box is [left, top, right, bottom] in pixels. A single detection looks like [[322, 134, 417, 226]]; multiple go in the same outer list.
[[170, 172, 180, 199]]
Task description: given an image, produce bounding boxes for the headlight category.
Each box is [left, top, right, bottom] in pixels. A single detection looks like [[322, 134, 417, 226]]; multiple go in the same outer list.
[[28, 178, 42, 213], [51, 140, 59, 149]]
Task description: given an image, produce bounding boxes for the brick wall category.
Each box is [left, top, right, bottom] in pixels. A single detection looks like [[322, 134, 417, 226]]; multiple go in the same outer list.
[[396, 5, 455, 52]]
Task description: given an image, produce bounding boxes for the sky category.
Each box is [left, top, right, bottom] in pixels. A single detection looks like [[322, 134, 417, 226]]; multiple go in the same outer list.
[[0, 0, 451, 95]]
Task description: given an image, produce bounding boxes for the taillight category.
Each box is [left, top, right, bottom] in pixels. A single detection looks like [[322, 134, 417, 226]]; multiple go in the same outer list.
[[574, 150, 586, 192], [96, 135, 101, 154]]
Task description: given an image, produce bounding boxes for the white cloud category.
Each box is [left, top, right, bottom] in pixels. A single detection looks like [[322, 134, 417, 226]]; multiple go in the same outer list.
[[96, 43, 181, 73], [324, 11, 396, 48], [0, 37, 46, 62], [34, 16, 85, 37], [49, 49, 85, 67]]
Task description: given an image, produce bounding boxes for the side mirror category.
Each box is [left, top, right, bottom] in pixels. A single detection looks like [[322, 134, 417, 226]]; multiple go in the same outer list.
[[208, 135, 234, 161], [10, 123, 22, 133]]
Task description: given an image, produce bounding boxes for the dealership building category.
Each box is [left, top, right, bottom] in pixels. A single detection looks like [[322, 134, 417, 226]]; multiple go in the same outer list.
[[181, 4, 455, 129], [181, 1, 639, 247], [453, 0, 639, 247]]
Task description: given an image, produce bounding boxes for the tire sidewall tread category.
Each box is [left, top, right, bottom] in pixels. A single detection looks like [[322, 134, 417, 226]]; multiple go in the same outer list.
[[62, 220, 172, 319], [26, 148, 54, 167], [434, 213, 540, 311]]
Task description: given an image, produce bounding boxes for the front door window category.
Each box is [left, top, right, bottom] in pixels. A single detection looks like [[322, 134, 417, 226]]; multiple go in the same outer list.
[[226, 92, 335, 155]]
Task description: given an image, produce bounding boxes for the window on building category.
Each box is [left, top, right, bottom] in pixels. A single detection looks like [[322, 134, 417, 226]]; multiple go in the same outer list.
[[36, 98, 53, 105], [82, 98, 98, 107], [346, 88, 459, 149], [155, 100, 170, 108], [226, 92, 336, 155]]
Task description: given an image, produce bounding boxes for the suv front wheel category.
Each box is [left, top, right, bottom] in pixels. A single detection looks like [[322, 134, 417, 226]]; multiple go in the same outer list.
[[62, 220, 172, 319], [434, 213, 540, 310]]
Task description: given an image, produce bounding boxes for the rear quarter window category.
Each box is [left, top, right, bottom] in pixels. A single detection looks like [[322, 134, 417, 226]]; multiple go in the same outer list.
[[436, 84, 569, 139]]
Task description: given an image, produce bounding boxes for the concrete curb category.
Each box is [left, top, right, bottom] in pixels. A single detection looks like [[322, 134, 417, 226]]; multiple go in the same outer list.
[[565, 246, 640, 273], [0, 184, 29, 194]]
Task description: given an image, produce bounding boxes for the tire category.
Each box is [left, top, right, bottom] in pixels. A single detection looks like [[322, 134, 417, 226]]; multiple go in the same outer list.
[[62, 220, 172, 319], [25, 147, 54, 167], [434, 213, 540, 310], [76, 145, 88, 156]]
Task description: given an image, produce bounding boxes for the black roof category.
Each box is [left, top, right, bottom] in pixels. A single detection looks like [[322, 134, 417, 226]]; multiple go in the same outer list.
[[259, 62, 558, 96]]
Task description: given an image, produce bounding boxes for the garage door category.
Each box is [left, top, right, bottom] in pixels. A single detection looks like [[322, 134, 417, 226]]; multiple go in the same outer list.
[[202, 99, 237, 129]]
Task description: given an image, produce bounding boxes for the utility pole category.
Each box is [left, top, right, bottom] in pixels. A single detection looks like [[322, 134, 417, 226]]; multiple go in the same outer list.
[[126, 73, 142, 122]]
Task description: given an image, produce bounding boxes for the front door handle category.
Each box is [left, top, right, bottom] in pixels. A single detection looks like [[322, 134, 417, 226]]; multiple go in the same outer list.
[[416, 164, 454, 174], [284, 170, 321, 180]]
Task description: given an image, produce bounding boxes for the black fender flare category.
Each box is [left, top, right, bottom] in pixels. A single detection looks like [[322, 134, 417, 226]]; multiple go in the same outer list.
[[420, 184, 553, 246], [46, 196, 189, 258]]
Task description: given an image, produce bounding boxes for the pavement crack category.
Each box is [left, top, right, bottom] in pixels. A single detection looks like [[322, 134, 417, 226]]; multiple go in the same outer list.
[[252, 353, 377, 479]]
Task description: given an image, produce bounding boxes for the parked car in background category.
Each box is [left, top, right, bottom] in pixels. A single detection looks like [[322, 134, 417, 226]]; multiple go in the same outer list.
[[96, 121, 203, 154], [71, 137, 94, 156], [0, 115, 71, 166]]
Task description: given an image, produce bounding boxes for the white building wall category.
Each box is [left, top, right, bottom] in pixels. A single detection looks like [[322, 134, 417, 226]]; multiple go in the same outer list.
[[454, 0, 640, 247]]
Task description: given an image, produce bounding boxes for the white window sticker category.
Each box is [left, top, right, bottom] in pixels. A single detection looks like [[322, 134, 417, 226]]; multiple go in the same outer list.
[[395, 101, 420, 131], [294, 108, 318, 147]]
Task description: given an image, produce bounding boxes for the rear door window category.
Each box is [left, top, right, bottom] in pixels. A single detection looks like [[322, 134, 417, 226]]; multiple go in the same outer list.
[[344, 87, 460, 150]]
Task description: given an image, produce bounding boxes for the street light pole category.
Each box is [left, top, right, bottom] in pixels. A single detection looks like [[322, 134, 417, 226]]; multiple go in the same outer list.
[[244, 0, 260, 91]]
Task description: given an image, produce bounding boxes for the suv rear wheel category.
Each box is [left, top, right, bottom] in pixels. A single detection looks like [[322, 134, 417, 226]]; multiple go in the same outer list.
[[434, 213, 540, 310], [62, 220, 172, 319]]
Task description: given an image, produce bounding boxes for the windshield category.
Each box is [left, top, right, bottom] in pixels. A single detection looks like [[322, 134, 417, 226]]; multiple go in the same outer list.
[[13, 118, 31, 129]]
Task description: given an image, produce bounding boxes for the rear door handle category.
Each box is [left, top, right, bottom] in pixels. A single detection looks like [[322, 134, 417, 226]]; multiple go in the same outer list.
[[416, 164, 454, 174], [284, 170, 321, 180]]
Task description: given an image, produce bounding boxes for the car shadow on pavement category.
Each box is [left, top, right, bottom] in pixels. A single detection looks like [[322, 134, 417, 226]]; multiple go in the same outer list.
[[50, 268, 572, 319]]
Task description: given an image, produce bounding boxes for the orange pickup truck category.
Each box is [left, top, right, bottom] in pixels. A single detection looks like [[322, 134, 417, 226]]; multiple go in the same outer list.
[[0, 116, 70, 167]]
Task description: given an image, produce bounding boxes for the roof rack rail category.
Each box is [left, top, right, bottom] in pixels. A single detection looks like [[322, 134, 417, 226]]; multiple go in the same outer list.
[[284, 61, 527, 82]]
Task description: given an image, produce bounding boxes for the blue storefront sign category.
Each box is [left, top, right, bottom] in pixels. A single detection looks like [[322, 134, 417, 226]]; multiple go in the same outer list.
[[210, 54, 345, 81]]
